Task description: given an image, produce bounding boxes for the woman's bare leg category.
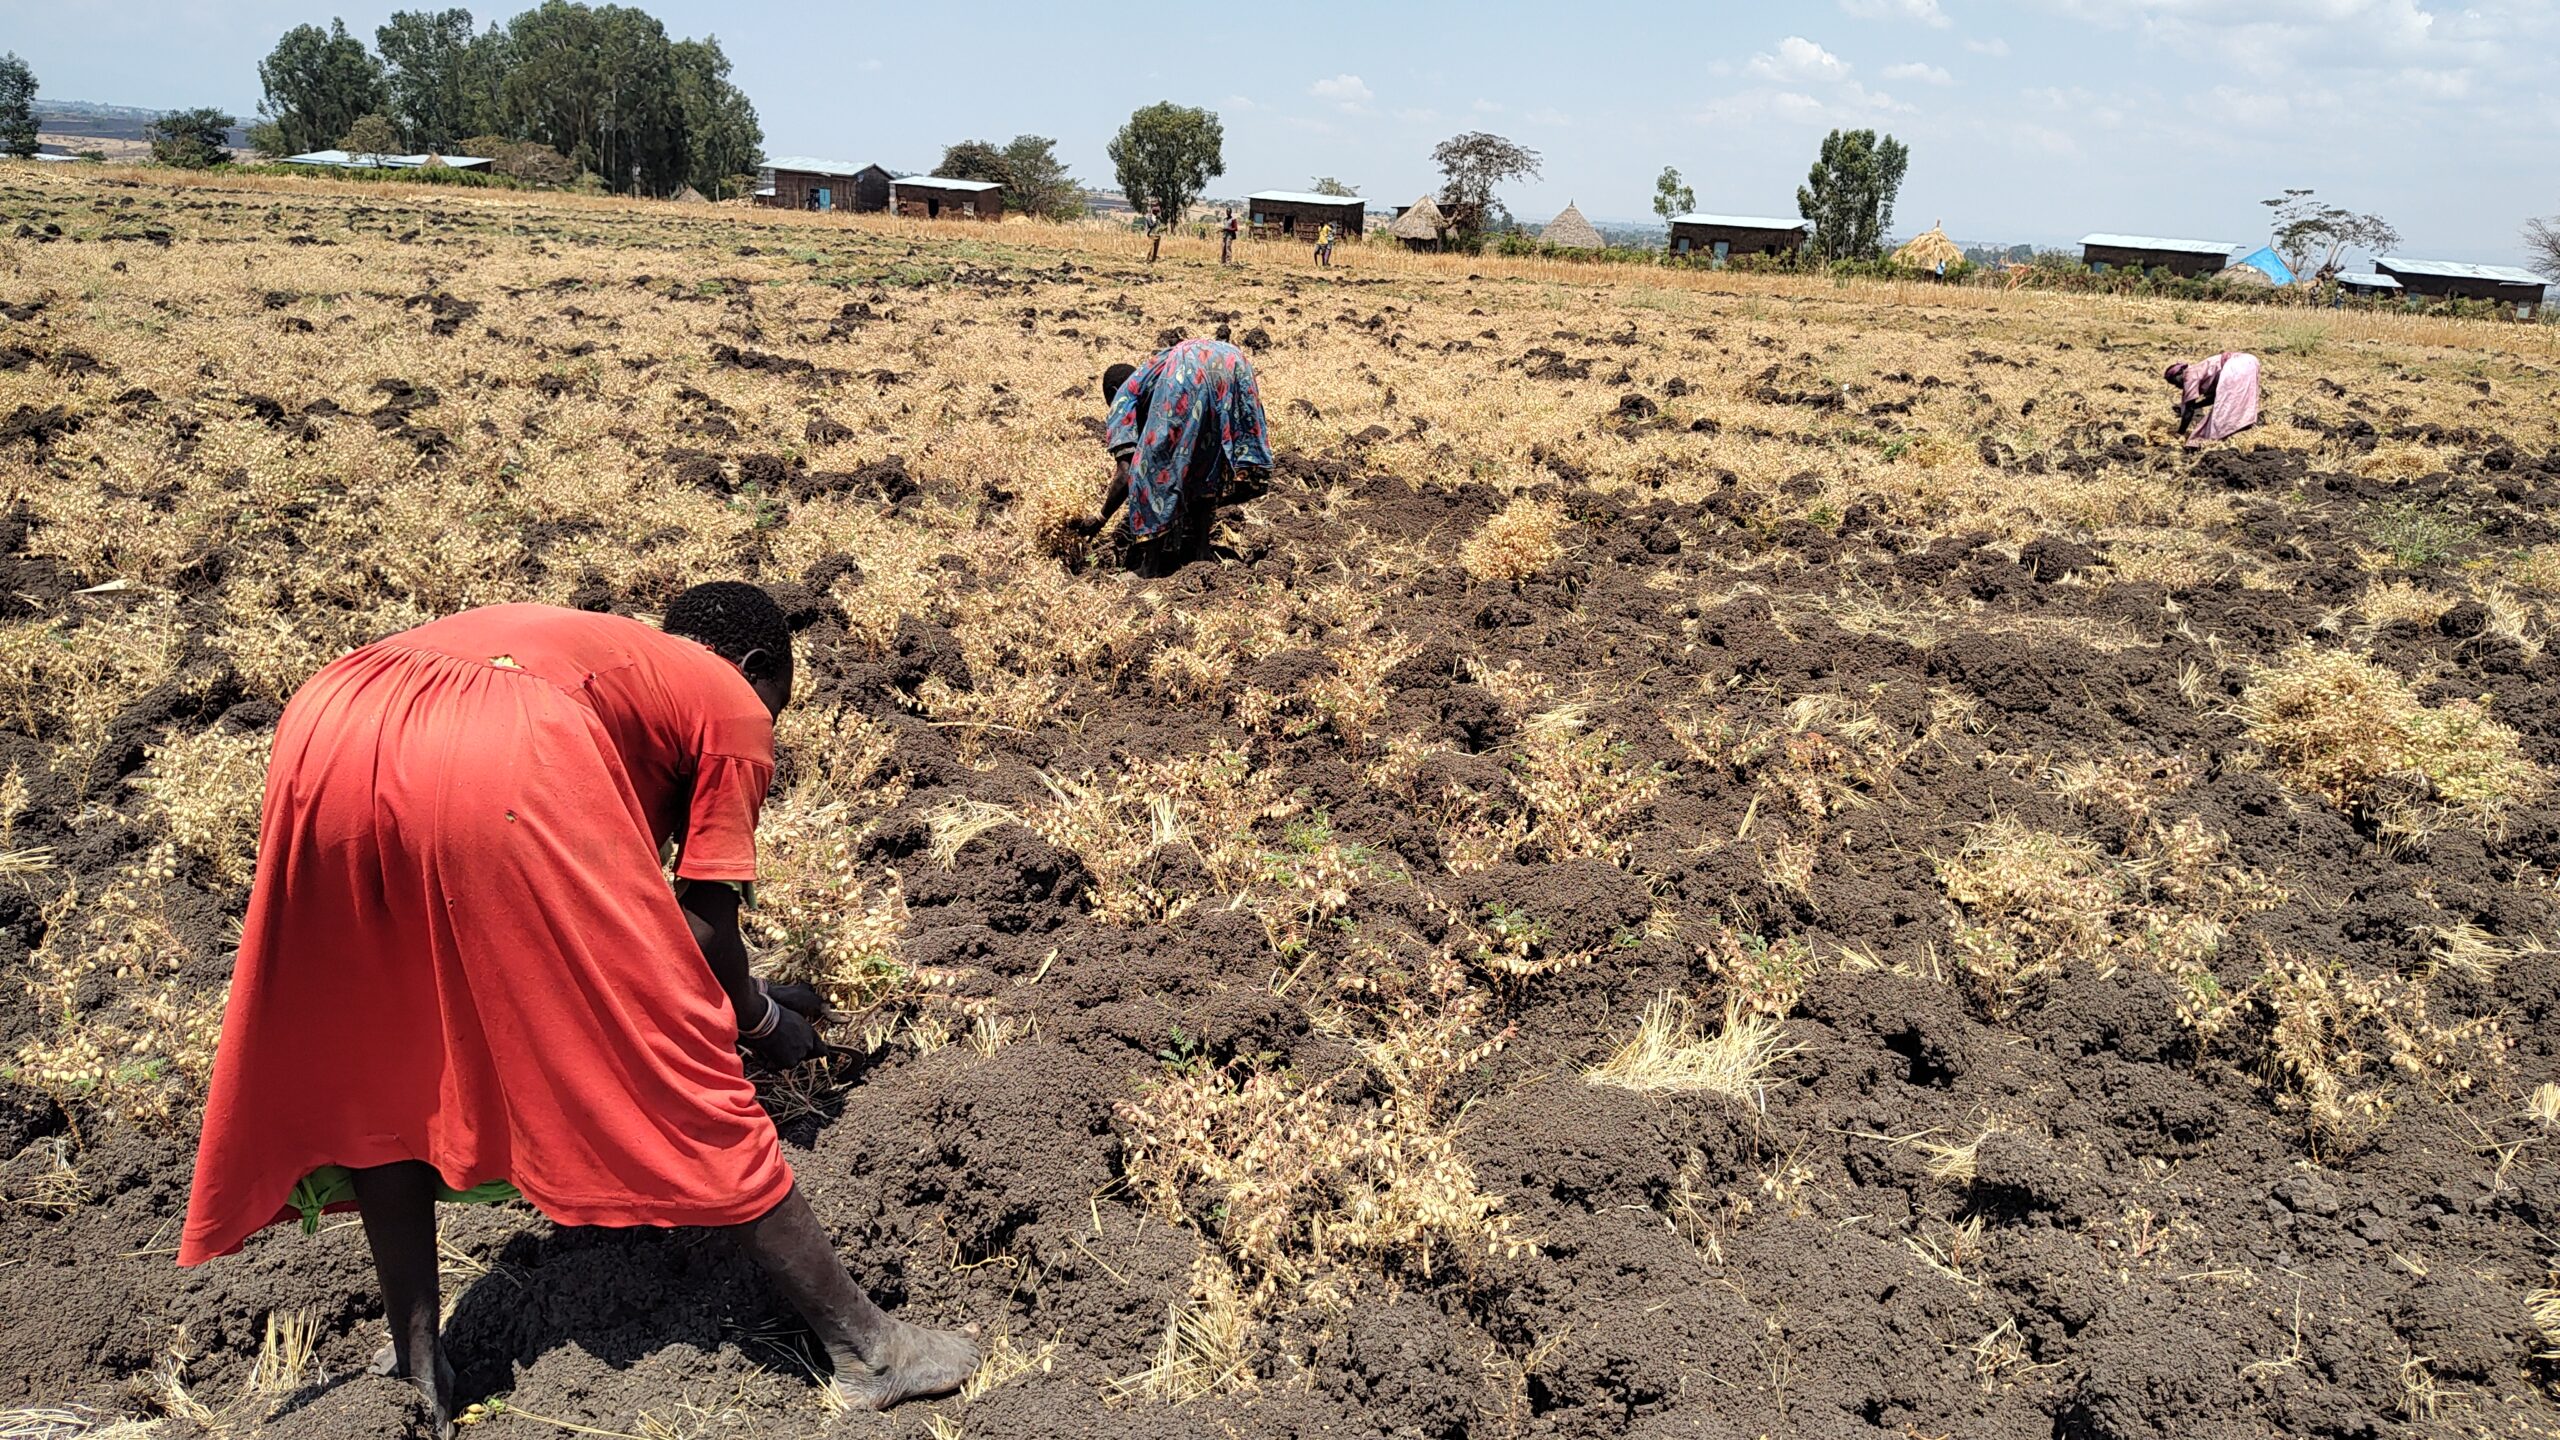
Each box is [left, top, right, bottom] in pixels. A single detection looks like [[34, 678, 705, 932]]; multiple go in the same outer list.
[[733, 1184, 976, 1409], [351, 1161, 454, 1432]]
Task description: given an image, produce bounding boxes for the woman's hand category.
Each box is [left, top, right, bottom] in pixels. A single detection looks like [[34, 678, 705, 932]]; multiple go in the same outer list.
[[765, 981, 828, 1022], [745, 1003, 827, 1067]]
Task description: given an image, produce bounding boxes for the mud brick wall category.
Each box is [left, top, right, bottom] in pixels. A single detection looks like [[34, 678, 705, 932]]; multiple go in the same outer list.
[[892, 187, 1005, 222]]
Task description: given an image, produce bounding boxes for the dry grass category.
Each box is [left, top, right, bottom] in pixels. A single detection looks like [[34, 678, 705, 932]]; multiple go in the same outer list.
[[1459, 498, 1567, 584], [1937, 809, 2284, 1022], [1586, 993, 1797, 1101], [130, 727, 270, 888], [1109, 1258, 1255, 1404], [0, 1409, 164, 1439], [2241, 648, 2543, 835], [1116, 1057, 1528, 1303], [5, 163, 2560, 1426], [2250, 955, 2508, 1156]]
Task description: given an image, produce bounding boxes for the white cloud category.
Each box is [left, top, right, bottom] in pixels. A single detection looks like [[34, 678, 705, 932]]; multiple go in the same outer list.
[[2200, 83, 2290, 127], [1883, 61, 1954, 85], [1964, 37, 2010, 56], [1841, 0, 1951, 26], [1749, 36, 1851, 83], [1525, 106, 1574, 126], [1471, 98, 1506, 114], [1840, 80, 1914, 113], [1309, 74, 1373, 107], [1221, 94, 1260, 112]]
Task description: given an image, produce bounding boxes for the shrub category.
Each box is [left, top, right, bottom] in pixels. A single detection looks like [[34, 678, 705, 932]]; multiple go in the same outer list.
[[2241, 649, 2542, 832], [1116, 1057, 1527, 1302], [1459, 497, 1565, 584]]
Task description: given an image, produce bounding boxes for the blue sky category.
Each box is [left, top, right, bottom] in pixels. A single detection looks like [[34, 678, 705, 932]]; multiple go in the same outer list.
[[17, 0, 2558, 264]]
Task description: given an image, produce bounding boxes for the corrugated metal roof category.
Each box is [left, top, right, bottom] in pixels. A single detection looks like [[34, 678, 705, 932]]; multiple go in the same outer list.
[[1248, 190, 1363, 206], [2375, 256, 2550, 287], [893, 175, 1002, 192], [281, 149, 492, 169], [2335, 273, 2402, 289], [1669, 213, 1804, 231], [764, 156, 873, 177], [2081, 234, 2236, 256]]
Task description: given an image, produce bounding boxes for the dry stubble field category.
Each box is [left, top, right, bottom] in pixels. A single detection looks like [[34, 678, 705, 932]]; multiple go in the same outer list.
[[4, 167, 2560, 1440]]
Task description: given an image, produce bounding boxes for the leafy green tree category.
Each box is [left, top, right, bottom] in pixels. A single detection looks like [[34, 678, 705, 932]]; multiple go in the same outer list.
[[1432, 131, 1539, 238], [258, 20, 388, 157], [339, 112, 402, 157], [1797, 128, 1908, 262], [246, 120, 291, 159], [0, 54, 37, 160], [2261, 189, 2398, 279], [147, 108, 238, 169], [1001, 135, 1081, 221], [1108, 102, 1224, 225], [377, 9, 496, 150], [1652, 166, 1695, 224], [671, 36, 760, 197], [936, 139, 1010, 184], [1310, 176, 1356, 197], [498, 1, 687, 195]]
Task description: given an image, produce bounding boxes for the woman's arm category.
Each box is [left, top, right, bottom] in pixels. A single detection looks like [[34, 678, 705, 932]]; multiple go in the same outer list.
[[1077, 455, 1133, 535], [679, 880, 823, 1065]]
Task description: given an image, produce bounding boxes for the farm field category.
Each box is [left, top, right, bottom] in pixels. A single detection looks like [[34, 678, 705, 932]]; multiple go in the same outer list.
[[3, 166, 2560, 1440]]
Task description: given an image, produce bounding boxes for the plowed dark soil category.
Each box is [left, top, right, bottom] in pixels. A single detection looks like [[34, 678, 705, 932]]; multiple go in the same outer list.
[[5, 447, 2558, 1439], [3, 173, 2559, 1440]]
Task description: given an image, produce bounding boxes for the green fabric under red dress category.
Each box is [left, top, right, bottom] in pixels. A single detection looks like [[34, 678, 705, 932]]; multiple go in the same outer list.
[[178, 604, 788, 1265]]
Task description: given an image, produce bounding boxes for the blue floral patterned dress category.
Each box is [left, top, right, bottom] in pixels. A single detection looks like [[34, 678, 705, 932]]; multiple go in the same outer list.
[[1105, 339, 1272, 539]]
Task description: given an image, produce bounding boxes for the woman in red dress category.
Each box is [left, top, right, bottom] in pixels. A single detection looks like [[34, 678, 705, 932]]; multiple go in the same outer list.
[[179, 583, 974, 1427]]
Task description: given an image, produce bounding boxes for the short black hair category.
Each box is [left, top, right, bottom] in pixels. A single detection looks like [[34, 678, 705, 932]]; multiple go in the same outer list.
[[664, 581, 791, 665], [1102, 363, 1138, 402]]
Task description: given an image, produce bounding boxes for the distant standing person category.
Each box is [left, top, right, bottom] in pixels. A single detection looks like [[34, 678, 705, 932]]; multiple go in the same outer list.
[[1074, 338, 1272, 575], [2164, 351, 2263, 448], [1144, 210, 1162, 263], [1315, 221, 1336, 268], [1221, 209, 1238, 265]]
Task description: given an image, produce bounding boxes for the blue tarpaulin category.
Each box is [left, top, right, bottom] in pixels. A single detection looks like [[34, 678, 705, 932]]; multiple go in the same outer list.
[[2230, 246, 2295, 285]]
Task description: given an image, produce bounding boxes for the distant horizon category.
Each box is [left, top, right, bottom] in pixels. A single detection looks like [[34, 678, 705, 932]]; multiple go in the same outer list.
[[17, 0, 2555, 272], [14, 101, 2494, 268]]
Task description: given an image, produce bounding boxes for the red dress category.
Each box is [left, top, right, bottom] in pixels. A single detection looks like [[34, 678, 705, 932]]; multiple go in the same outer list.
[[179, 605, 791, 1265]]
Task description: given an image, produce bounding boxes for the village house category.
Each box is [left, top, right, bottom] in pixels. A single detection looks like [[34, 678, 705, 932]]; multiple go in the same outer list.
[[890, 175, 1005, 221], [2079, 233, 2236, 279], [758, 158, 890, 213], [1387, 196, 1449, 251], [1247, 190, 1366, 239], [1539, 203, 1605, 251], [280, 149, 493, 172], [1667, 213, 1805, 263], [2374, 256, 2549, 319]]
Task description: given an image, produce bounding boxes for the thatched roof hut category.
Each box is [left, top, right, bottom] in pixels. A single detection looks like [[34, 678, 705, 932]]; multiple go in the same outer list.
[[1892, 222, 1964, 272], [1539, 202, 1605, 250], [1388, 195, 1448, 250]]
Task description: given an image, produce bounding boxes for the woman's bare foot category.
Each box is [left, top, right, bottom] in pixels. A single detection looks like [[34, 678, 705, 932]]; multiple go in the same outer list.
[[828, 1319, 980, 1411], [369, 1340, 456, 1436]]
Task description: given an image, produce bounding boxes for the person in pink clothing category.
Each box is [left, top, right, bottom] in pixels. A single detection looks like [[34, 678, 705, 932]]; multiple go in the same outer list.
[[2164, 351, 2263, 447]]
